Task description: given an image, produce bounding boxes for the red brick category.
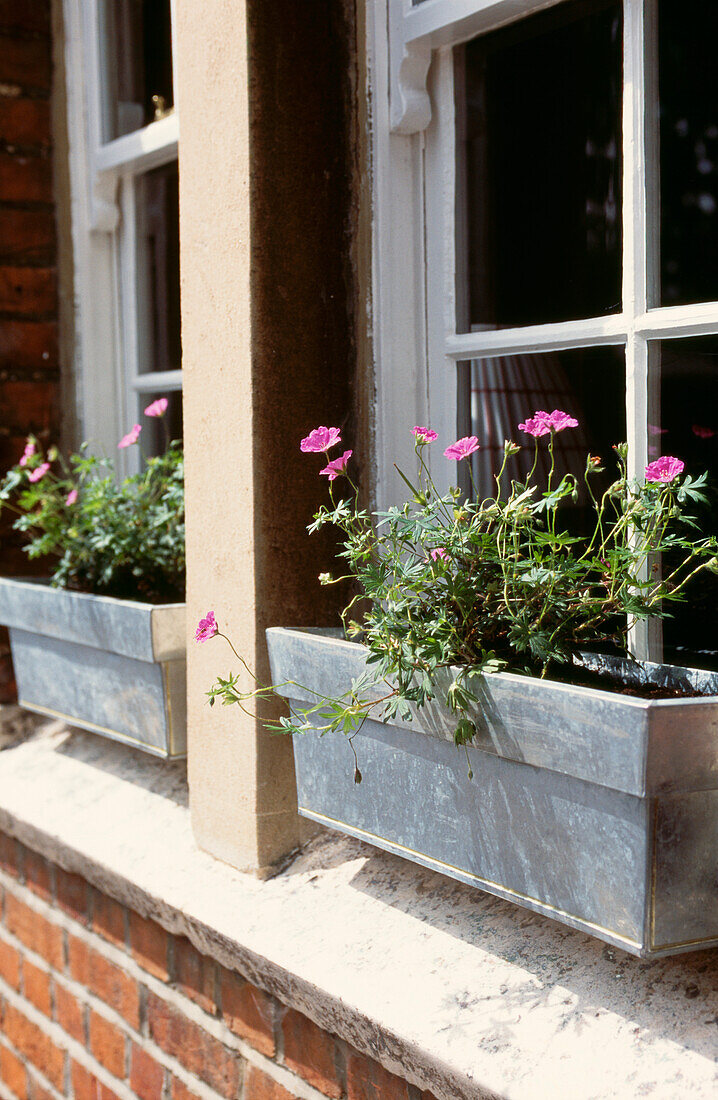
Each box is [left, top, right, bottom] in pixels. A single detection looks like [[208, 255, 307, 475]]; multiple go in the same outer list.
[[3, 1003, 64, 1089], [0, 381, 57, 433], [4, 894, 62, 970], [0, 936, 21, 989], [0, 154, 52, 204], [0, 1044, 27, 1099], [0, 98, 50, 151], [219, 968, 275, 1057], [67, 935, 140, 1029], [281, 1010, 341, 1098], [54, 982, 85, 1043], [22, 850, 51, 902], [171, 1079, 202, 1100], [0, 210, 55, 264], [0, 833, 20, 877], [346, 1052, 411, 1100], [130, 1046, 165, 1100], [89, 1011, 126, 1078], [0, 320, 58, 370], [243, 1065, 295, 1100], [71, 1062, 120, 1100], [147, 991, 241, 1097], [174, 938, 215, 1014], [0, 35, 51, 93], [55, 868, 88, 925], [0, 2, 50, 36], [91, 893, 126, 950], [23, 959, 51, 1016], [129, 912, 169, 981], [0, 266, 56, 316]]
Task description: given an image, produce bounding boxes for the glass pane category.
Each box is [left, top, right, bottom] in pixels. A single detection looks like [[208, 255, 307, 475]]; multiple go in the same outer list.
[[469, 346, 625, 526], [653, 337, 718, 669], [135, 161, 181, 375], [460, 0, 622, 331], [101, 0, 174, 141], [139, 389, 183, 456], [658, 2, 718, 306]]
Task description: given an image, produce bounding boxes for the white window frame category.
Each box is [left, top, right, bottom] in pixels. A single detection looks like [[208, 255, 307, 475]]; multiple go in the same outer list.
[[370, 0, 718, 659], [63, 0, 180, 469]]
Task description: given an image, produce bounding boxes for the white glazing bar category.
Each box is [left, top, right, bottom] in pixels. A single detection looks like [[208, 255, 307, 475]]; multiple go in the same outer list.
[[132, 370, 183, 393], [444, 314, 627, 361], [404, 0, 565, 47], [635, 301, 718, 339], [95, 114, 179, 176]]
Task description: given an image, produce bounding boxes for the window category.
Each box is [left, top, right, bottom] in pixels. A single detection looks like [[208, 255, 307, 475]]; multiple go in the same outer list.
[[63, 0, 181, 466], [370, 0, 718, 668]]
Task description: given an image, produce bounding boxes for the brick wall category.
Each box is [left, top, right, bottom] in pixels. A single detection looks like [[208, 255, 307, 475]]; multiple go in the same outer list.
[[0, 834, 436, 1100], [0, 0, 59, 701]]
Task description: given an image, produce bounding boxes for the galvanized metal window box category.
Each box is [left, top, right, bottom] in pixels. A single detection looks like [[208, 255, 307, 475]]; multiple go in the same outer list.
[[267, 626, 718, 958], [0, 578, 186, 758]]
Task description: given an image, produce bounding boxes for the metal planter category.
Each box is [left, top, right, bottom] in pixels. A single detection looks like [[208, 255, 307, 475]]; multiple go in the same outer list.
[[0, 578, 186, 758], [267, 627, 718, 957]]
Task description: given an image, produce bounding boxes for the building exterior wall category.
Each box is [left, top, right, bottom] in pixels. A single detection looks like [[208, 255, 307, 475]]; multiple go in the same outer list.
[[0, 832, 432, 1100], [0, 0, 59, 703]]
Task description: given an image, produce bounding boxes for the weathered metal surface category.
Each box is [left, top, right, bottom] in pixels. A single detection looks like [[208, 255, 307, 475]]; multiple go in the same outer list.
[[267, 627, 718, 957], [0, 579, 186, 758]]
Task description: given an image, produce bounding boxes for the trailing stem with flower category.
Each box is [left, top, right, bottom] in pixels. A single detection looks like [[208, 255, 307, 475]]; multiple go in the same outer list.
[[200, 413, 718, 758], [0, 398, 184, 604]]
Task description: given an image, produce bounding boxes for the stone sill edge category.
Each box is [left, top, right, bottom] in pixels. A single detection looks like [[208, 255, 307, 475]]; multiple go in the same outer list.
[[0, 804, 484, 1100]]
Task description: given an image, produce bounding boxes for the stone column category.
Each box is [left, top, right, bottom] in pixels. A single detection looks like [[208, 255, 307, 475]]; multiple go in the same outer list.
[[175, 0, 358, 872]]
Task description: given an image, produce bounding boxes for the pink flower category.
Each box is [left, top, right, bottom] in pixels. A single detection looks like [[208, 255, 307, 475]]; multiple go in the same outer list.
[[144, 397, 168, 418], [518, 414, 552, 438], [430, 547, 448, 561], [692, 424, 715, 440], [645, 456, 685, 483], [27, 462, 49, 483], [300, 426, 342, 453], [319, 449, 352, 481], [65, 489, 78, 506], [118, 424, 141, 449], [18, 441, 35, 467], [443, 436, 480, 461], [545, 409, 579, 433], [195, 611, 218, 643], [412, 426, 438, 444]]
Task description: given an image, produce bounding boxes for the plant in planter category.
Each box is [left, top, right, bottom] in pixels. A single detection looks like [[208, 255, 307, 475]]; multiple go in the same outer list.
[[201, 415, 718, 955], [0, 399, 186, 757]]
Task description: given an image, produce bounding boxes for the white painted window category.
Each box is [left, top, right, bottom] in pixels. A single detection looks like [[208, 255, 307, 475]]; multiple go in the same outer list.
[[63, 0, 181, 466], [370, 0, 718, 666]]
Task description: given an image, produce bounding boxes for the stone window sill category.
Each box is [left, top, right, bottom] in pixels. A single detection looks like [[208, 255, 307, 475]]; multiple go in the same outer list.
[[0, 714, 715, 1100]]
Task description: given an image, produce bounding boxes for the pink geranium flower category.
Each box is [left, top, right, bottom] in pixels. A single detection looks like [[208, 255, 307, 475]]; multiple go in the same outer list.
[[66, 489, 78, 506], [430, 547, 448, 561], [443, 436, 480, 461], [27, 462, 49, 483], [545, 409, 579, 433], [19, 441, 35, 467], [118, 424, 141, 449], [320, 449, 352, 481], [144, 397, 168, 418], [412, 426, 438, 444], [195, 611, 218, 643], [300, 426, 342, 453], [518, 414, 552, 438], [645, 456, 685, 483]]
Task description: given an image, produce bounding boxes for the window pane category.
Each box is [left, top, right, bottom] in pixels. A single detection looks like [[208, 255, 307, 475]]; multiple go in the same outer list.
[[460, 0, 622, 331], [652, 337, 718, 669], [468, 346, 625, 517], [102, 0, 174, 140], [658, 2, 718, 306], [135, 161, 181, 375]]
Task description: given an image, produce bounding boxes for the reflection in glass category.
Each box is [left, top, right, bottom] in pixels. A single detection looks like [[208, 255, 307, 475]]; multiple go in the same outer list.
[[140, 389, 182, 457], [654, 337, 718, 669], [658, 2, 718, 306], [460, 0, 622, 330], [102, 0, 174, 140], [468, 346, 625, 521], [135, 161, 181, 376]]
